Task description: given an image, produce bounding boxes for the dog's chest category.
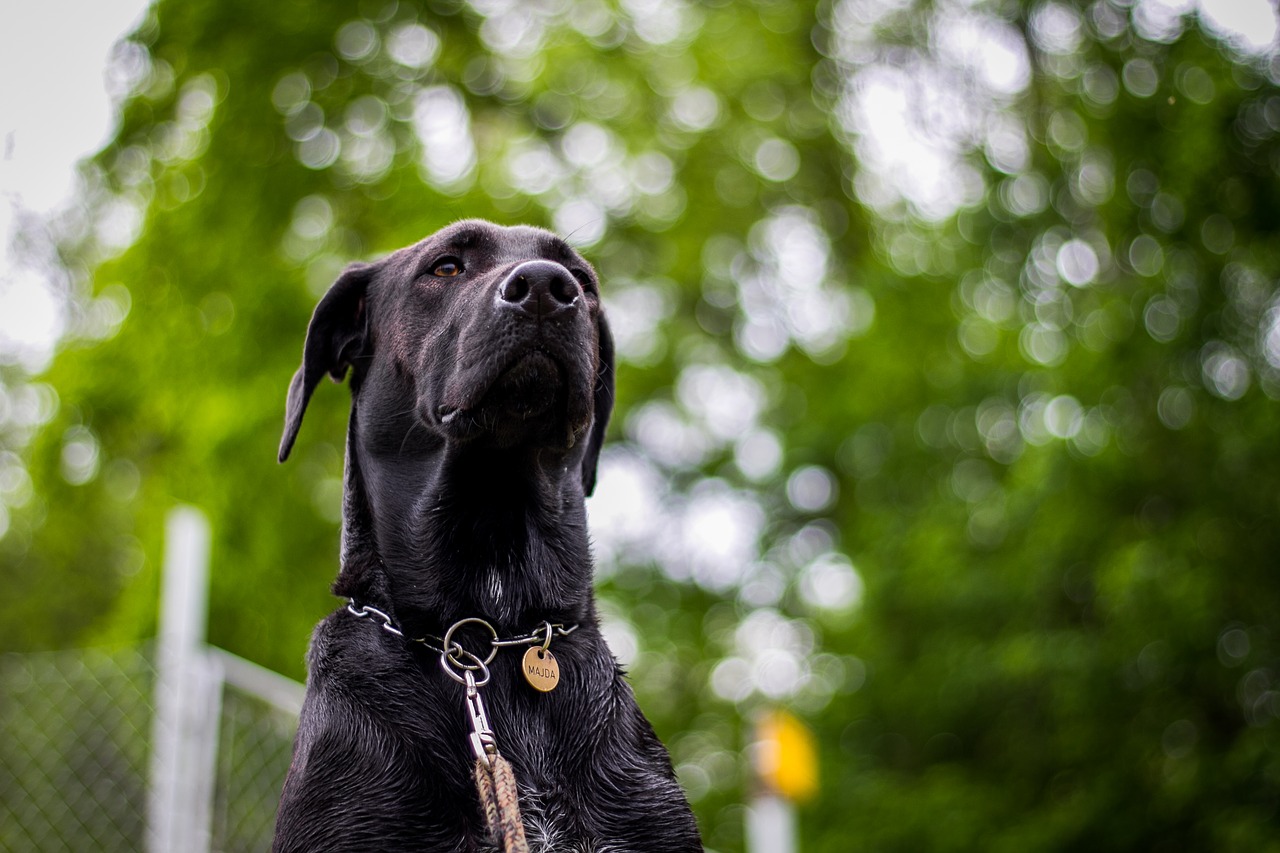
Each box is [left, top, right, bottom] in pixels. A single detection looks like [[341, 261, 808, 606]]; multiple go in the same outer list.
[[465, 781, 628, 853]]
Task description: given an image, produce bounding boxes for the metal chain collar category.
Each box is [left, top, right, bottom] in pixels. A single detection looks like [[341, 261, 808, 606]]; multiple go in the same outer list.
[[345, 600, 578, 686]]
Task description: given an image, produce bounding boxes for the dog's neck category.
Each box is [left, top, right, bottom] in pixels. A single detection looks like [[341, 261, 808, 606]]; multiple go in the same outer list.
[[334, 425, 596, 634]]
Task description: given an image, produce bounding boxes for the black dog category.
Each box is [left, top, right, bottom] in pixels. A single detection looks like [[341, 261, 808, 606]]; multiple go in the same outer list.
[[273, 220, 702, 852]]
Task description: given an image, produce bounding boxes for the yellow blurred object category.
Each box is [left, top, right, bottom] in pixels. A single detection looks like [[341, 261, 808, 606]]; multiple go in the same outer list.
[[755, 709, 819, 802]]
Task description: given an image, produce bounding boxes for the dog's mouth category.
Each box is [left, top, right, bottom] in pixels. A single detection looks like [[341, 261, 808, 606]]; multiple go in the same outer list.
[[437, 348, 571, 437], [480, 349, 564, 419]]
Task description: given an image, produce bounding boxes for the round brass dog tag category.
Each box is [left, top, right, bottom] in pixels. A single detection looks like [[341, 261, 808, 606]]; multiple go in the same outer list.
[[522, 647, 560, 692]]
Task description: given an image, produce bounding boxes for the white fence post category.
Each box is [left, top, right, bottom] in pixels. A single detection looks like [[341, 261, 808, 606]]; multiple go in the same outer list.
[[746, 793, 797, 853], [148, 506, 221, 853]]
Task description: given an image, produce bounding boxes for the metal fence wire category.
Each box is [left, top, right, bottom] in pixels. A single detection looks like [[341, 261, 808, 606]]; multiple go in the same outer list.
[[211, 677, 298, 853], [0, 646, 152, 853], [0, 643, 299, 853]]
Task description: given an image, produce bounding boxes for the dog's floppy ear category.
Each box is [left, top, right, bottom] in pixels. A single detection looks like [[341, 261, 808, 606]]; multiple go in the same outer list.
[[278, 262, 375, 463], [580, 312, 615, 496]]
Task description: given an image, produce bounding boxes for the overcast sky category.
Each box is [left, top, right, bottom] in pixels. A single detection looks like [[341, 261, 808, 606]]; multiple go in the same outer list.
[[0, 0, 149, 371]]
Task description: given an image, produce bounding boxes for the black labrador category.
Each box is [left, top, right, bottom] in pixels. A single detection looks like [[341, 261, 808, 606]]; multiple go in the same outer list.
[[273, 220, 702, 852]]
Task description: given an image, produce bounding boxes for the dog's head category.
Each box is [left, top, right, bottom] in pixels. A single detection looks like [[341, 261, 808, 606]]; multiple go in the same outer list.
[[278, 220, 615, 495]]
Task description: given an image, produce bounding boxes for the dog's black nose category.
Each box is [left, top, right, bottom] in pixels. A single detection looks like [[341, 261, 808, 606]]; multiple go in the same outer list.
[[497, 260, 580, 318]]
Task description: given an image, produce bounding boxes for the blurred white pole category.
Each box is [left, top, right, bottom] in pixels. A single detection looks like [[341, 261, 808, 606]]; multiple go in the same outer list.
[[148, 506, 220, 853], [747, 707, 816, 853], [746, 792, 796, 853]]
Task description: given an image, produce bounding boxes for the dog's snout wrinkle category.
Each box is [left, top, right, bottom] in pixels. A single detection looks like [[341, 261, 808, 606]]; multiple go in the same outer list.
[[497, 260, 580, 319]]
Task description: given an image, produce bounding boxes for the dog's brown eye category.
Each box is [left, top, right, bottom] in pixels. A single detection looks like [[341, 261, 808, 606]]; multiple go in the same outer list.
[[431, 258, 464, 277]]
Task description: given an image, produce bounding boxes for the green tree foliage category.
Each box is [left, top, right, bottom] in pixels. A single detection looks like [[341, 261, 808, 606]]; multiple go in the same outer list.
[[2, 0, 1278, 849]]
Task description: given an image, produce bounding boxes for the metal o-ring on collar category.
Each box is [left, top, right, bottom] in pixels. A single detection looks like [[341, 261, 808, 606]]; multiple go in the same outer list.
[[442, 647, 491, 687], [440, 617, 499, 685]]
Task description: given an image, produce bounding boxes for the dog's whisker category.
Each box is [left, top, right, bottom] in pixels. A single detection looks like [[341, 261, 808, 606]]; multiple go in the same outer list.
[[397, 418, 422, 456], [559, 220, 602, 249]]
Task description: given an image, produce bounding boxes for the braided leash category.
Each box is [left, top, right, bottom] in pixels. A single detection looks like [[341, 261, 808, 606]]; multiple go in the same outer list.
[[460, 668, 530, 853], [475, 751, 530, 853]]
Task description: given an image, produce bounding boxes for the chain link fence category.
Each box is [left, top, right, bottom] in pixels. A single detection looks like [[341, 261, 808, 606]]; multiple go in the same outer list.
[[0, 643, 300, 853], [211, 668, 300, 853]]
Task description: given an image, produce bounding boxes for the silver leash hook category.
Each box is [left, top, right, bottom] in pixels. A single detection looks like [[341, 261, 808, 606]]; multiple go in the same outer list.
[[464, 670, 497, 770]]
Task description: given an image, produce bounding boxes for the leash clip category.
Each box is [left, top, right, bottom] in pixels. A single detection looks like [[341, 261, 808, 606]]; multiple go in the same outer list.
[[464, 670, 497, 770]]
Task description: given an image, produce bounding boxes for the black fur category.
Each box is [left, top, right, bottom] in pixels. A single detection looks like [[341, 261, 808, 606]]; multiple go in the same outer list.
[[273, 221, 701, 852]]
